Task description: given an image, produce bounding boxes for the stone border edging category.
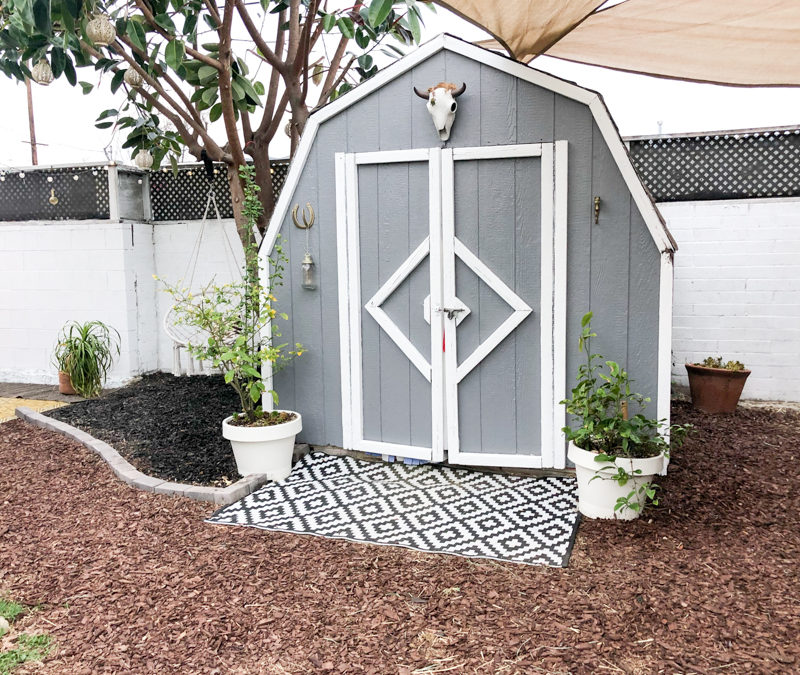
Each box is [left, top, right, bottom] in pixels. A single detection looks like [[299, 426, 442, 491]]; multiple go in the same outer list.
[[15, 406, 268, 506]]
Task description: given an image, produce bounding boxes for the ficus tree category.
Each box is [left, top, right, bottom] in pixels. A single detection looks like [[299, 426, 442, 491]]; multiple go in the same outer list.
[[0, 0, 430, 245]]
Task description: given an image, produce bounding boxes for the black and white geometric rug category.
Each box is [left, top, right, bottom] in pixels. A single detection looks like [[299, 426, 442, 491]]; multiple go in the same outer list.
[[207, 452, 580, 567]]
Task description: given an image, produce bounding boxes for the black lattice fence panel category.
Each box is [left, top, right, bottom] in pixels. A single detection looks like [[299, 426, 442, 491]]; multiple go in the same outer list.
[[629, 129, 800, 202], [0, 165, 110, 221], [149, 161, 290, 221]]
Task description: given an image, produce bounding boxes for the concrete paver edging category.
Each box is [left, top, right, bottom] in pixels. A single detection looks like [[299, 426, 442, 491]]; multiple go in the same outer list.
[[15, 406, 274, 506]]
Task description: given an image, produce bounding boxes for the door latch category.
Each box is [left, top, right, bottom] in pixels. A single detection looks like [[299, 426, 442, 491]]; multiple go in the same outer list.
[[439, 307, 465, 320]]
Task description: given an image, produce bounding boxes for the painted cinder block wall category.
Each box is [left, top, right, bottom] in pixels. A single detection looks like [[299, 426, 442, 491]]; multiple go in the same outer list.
[[661, 199, 800, 401], [0, 217, 240, 385], [268, 43, 665, 454]]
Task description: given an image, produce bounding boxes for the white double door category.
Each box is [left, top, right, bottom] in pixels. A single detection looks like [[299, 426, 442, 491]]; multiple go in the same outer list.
[[336, 143, 568, 469]]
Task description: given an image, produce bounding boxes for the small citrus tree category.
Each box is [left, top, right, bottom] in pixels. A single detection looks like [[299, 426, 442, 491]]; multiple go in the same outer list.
[[159, 165, 302, 422]]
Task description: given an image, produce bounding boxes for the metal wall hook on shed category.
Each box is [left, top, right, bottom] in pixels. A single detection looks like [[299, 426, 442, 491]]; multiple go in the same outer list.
[[292, 202, 315, 229]]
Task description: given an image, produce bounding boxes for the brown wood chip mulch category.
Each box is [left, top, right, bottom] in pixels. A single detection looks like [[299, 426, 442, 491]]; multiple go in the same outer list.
[[1, 401, 799, 674]]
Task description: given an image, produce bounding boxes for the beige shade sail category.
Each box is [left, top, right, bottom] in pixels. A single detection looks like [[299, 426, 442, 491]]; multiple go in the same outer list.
[[434, 0, 606, 58], [446, 0, 800, 87]]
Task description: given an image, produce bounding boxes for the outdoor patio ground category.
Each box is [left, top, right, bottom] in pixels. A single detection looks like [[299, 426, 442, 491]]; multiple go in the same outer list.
[[1, 402, 798, 673]]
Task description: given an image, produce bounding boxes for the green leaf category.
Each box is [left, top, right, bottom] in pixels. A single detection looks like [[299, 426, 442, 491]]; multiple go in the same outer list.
[[154, 13, 177, 34], [182, 13, 197, 38], [128, 21, 147, 52], [32, 0, 51, 35], [97, 108, 119, 120], [367, 0, 393, 28], [63, 56, 76, 85], [198, 64, 217, 83], [407, 7, 421, 43], [336, 17, 354, 39], [224, 369, 235, 384], [357, 54, 373, 71], [79, 81, 94, 94], [249, 382, 262, 403], [253, 80, 264, 95], [50, 48, 65, 78], [209, 102, 222, 122], [110, 68, 125, 93], [354, 27, 370, 49], [169, 154, 178, 177], [165, 40, 185, 70], [321, 12, 336, 32]]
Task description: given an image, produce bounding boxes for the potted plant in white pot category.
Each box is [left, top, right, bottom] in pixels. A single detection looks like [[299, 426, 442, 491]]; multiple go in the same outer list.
[[562, 313, 690, 520], [160, 166, 303, 480]]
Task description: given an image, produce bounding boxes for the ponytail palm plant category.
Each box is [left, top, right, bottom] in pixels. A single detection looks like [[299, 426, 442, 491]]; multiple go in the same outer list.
[[53, 320, 120, 398]]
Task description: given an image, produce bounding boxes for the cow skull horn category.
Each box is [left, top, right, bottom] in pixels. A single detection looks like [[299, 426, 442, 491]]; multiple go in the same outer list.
[[413, 86, 429, 100], [452, 82, 467, 97]]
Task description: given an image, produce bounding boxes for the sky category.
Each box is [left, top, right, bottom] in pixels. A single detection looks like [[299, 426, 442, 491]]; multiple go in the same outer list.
[[2, 4, 800, 169]]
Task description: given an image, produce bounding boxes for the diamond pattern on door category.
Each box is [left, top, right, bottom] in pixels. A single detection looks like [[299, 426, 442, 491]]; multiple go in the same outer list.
[[364, 236, 432, 382], [451, 238, 532, 383]]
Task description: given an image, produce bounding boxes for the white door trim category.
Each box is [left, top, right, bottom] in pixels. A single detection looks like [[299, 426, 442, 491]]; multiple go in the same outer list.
[[337, 147, 440, 461], [444, 142, 568, 469], [338, 143, 568, 468]]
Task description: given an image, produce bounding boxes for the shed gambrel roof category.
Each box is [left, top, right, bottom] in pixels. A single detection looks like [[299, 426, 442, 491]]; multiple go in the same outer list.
[[263, 33, 676, 256]]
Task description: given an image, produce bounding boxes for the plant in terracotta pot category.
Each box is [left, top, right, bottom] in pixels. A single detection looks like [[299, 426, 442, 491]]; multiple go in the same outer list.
[[685, 357, 750, 414], [160, 166, 303, 481], [52, 320, 120, 397], [562, 313, 690, 520]]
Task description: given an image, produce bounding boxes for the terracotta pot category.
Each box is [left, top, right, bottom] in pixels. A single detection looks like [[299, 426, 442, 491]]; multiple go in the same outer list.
[[685, 363, 750, 413], [58, 370, 77, 395]]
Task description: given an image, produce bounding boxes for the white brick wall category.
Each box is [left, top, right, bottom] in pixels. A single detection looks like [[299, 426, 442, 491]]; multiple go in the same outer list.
[[0, 221, 135, 386], [662, 199, 800, 401], [0, 218, 241, 386]]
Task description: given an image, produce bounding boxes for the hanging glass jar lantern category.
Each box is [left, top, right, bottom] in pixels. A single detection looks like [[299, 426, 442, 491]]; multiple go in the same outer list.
[[300, 252, 316, 290], [87, 14, 117, 47], [30, 59, 54, 86], [123, 68, 144, 88], [133, 148, 154, 169]]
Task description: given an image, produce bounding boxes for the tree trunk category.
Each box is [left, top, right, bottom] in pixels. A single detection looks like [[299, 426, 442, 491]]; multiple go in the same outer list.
[[252, 139, 276, 231], [226, 165, 253, 249]]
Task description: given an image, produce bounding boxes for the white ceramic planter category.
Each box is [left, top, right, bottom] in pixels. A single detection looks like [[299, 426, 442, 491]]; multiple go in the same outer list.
[[222, 412, 302, 481], [568, 442, 664, 520]]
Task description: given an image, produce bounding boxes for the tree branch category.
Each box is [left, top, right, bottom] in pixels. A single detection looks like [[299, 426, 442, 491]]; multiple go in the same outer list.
[[116, 34, 205, 128], [234, 0, 288, 75], [316, 33, 348, 107], [131, 0, 222, 69], [110, 39, 213, 146], [218, 0, 247, 171]]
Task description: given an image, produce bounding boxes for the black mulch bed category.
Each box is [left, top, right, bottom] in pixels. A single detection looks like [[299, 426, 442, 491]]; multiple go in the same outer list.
[[47, 373, 241, 486]]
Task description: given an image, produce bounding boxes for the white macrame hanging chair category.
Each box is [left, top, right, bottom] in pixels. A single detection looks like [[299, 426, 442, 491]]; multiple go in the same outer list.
[[163, 186, 243, 376]]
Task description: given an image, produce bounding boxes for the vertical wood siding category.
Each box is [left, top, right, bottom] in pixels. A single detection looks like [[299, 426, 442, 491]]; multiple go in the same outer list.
[[272, 49, 661, 452]]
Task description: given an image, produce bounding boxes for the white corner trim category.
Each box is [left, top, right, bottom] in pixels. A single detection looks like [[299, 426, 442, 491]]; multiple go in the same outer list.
[[335, 153, 353, 449], [552, 140, 569, 470], [539, 143, 555, 468], [658, 251, 673, 470]]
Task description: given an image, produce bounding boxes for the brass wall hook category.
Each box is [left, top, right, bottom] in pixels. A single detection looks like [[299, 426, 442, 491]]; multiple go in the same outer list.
[[593, 196, 601, 224], [48, 188, 59, 205], [292, 202, 315, 229]]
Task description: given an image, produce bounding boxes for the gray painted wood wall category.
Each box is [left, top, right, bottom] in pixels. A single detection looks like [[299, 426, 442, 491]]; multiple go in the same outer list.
[[270, 48, 661, 453]]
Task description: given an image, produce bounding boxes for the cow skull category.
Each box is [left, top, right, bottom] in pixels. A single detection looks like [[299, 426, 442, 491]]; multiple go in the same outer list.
[[413, 82, 467, 142]]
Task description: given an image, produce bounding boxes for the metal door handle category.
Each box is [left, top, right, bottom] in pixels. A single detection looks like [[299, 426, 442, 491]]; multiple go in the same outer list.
[[442, 307, 464, 320]]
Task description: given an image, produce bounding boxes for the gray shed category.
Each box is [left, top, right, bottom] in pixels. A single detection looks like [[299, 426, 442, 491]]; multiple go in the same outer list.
[[262, 34, 675, 470]]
